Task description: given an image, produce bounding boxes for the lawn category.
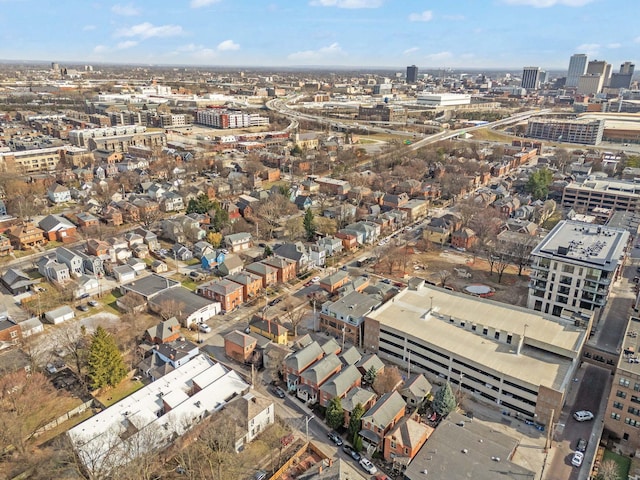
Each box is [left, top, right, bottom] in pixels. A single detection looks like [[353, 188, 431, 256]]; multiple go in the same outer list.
[[602, 450, 631, 479], [95, 378, 144, 407], [100, 289, 123, 312], [468, 127, 514, 142], [181, 279, 198, 291]]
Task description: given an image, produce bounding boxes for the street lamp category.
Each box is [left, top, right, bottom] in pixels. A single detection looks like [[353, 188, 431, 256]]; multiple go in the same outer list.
[[304, 415, 315, 443]]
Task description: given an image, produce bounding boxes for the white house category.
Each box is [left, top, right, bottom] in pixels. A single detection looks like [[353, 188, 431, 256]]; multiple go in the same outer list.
[[19, 317, 44, 337], [44, 306, 75, 324], [112, 265, 137, 284], [48, 183, 71, 204], [228, 392, 275, 452]]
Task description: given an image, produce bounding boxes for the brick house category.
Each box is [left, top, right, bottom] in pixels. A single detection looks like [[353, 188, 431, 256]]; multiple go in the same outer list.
[[224, 330, 258, 363], [245, 262, 279, 288], [6, 222, 45, 250], [101, 205, 123, 226], [38, 215, 78, 243], [0, 235, 14, 257], [0, 317, 22, 344], [382, 416, 432, 462], [318, 364, 362, 407], [143, 317, 181, 344], [197, 279, 244, 312], [342, 387, 376, 429], [283, 341, 325, 392], [360, 391, 406, 448], [227, 271, 262, 300], [451, 227, 477, 251], [319, 270, 350, 293], [261, 256, 297, 283], [297, 353, 342, 404]]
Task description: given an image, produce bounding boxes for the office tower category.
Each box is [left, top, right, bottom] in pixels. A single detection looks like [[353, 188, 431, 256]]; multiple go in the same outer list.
[[603, 63, 612, 87], [538, 70, 548, 85], [521, 67, 541, 90], [610, 62, 635, 89], [587, 60, 608, 77], [406, 65, 418, 83], [577, 74, 604, 95], [566, 54, 588, 88]]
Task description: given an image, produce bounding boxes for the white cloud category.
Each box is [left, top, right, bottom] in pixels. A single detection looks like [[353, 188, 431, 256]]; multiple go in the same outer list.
[[173, 44, 218, 59], [577, 42, 600, 56], [309, 0, 382, 8], [115, 22, 183, 39], [424, 51, 453, 63], [217, 39, 239, 51], [83, 25, 96, 31], [403, 47, 419, 55], [635, 36, 640, 44], [503, 0, 593, 6], [92, 45, 108, 54], [116, 40, 138, 50], [408, 10, 433, 22], [607, 42, 621, 49], [190, 0, 222, 7], [111, 4, 141, 16], [288, 42, 346, 62]]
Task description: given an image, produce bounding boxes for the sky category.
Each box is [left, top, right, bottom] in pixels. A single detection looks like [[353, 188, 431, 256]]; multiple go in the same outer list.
[[0, 0, 637, 70]]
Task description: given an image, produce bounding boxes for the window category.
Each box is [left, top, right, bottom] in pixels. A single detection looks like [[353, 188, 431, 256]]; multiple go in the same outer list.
[[634, 383, 640, 392], [561, 265, 575, 274], [506, 335, 512, 345], [611, 412, 620, 420], [494, 332, 500, 340], [625, 418, 640, 427], [391, 440, 397, 449], [620, 378, 631, 388], [471, 324, 477, 331], [616, 390, 627, 399], [613, 401, 624, 410], [482, 327, 488, 336]]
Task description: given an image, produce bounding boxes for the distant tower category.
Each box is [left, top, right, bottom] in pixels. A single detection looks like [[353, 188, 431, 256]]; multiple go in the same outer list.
[[51, 62, 59, 72], [610, 61, 635, 89], [566, 54, 587, 88], [406, 65, 418, 84], [521, 67, 541, 90]]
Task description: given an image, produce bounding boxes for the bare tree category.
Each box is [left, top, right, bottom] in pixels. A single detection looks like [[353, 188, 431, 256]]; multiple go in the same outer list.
[[157, 299, 187, 322], [282, 300, 306, 337], [597, 459, 620, 480], [438, 269, 452, 288], [51, 322, 90, 386], [494, 252, 511, 284], [503, 236, 537, 276], [372, 366, 403, 395]]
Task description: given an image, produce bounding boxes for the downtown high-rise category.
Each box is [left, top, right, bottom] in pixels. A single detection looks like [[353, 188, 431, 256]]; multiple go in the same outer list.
[[566, 53, 588, 88]]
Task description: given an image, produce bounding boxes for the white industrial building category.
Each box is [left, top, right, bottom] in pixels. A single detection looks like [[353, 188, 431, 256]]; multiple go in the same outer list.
[[416, 93, 471, 107]]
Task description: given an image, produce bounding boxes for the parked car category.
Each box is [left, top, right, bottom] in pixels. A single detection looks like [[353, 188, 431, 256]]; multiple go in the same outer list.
[[359, 457, 377, 474], [88, 300, 98, 307], [272, 386, 286, 398], [573, 410, 594, 422], [79, 293, 90, 299], [77, 304, 89, 312], [311, 276, 320, 283], [189, 271, 205, 281], [327, 431, 343, 446], [198, 323, 211, 333], [576, 438, 587, 452], [268, 297, 282, 307], [342, 444, 361, 461], [254, 470, 267, 480], [571, 451, 584, 467]]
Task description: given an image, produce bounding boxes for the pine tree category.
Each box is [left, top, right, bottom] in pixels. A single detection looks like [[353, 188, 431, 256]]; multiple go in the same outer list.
[[432, 381, 457, 417], [303, 208, 316, 241], [87, 326, 127, 390], [348, 402, 365, 440], [363, 365, 377, 385], [353, 433, 364, 452], [326, 397, 344, 430]]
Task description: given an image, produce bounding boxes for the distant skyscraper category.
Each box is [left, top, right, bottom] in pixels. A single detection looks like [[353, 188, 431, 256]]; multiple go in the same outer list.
[[566, 54, 588, 88], [406, 65, 418, 83], [521, 67, 541, 90], [610, 61, 635, 89]]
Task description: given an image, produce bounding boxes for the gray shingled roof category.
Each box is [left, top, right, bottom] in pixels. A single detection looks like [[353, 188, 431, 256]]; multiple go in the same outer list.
[[301, 353, 342, 386], [362, 391, 406, 428], [319, 364, 361, 398], [284, 341, 324, 373]]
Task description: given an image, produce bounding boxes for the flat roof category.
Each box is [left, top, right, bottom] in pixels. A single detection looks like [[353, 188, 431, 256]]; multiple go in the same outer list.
[[68, 355, 248, 474], [619, 317, 640, 375], [367, 285, 585, 391], [531, 220, 628, 271]]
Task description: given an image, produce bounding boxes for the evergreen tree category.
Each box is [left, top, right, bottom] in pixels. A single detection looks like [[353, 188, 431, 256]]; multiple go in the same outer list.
[[87, 326, 127, 390], [303, 208, 316, 241], [326, 397, 344, 430], [264, 245, 273, 257], [348, 402, 365, 440], [363, 365, 378, 385], [432, 381, 457, 417], [525, 168, 553, 200], [353, 433, 364, 452]]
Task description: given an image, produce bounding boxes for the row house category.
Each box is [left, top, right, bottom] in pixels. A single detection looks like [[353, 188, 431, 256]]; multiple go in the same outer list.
[[339, 221, 380, 245], [6, 222, 45, 250], [382, 416, 431, 462], [359, 391, 407, 450], [318, 364, 362, 407], [493, 196, 521, 218], [423, 213, 462, 246], [284, 341, 325, 392], [399, 199, 429, 222], [317, 236, 343, 257], [342, 387, 377, 429], [197, 279, 244, 313], [245, 262, 278, 288], [297, 353, 342, 404], [227, 271, 262, 300], [335, 232, 358, 251]]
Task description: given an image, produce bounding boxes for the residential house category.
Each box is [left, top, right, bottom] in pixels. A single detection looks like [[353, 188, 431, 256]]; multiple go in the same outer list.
[[261, 256, 297, 283], [144, 317, 181, 344], [126, 257, 147, 274], [283, 340, 325, 390], [161, 218, 186, 244], [151, 260, 168, 273], [356, 354, 385, 378], [226, 392, 275, 452], [148, 287, 221, 328], [382, 416, 432, 462], [318, 364, 362, 408], [399, 199, 429, 222], [249, 316, 288, 345], [297, 353, 342, 404], [124, 231, 144, 249], [224, 330, 258, 363], [112, 265, 137, 283], [133, 227, 160, 251], [74, 211, 100, 229], [171, 244, 193, 262], [6, 222, 45, 250], [273, 242, 310, 273], [48, 183, 71, 203], [193, 241, 215, 259], [39, 215, 78, 243], [56, 247, 84, 277], [340, 346, 362, 366], [400, 374, 432, 409], [153, 340, 199, 369], [0, 317, 22, 346], [160, 191, 184, 212], [382, 193, 409, 210], [294, 195, 313, 211], [116, 201, 140, 223], [86, 239, 110, 257], [224, 232, 253, 253], [319, 271, 350, 294], [308, 245, 326, 268], [451, 228, 477, 251], [423, 214, 461, 246], [342, 387, 376, 429], [317, 236, 344, 257], [227, 271, 262, 300], [197, 279, 244, 312], [0, 235, 13, 257], [218, 254, 244, 277], [175, 215, 205, 242], [19, 317, 44, 338], [340, 221, 380, 245], [201, 251, 223, 271], [335, 232, 358, 251], [360, 391, 406, 449], [245, 262, 278, 288], [101, 205, 123, 226], [37, 256, 70, 283]]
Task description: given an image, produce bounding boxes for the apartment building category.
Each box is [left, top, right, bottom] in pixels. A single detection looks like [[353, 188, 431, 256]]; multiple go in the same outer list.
[[320, 290, 381, 346], [525, 118, 604, 145], [363, 282, 588, 425], [527, 220, 628, 317], [562, 178, 640, 213], [0, 146, 63, 173], [605, 316, 640, 453]]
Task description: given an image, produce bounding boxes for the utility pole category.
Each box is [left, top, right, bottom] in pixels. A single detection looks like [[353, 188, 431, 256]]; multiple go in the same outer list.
[[305, 415, 315, 443]]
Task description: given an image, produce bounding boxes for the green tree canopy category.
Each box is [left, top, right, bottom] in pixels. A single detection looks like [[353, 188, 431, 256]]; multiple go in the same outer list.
[[348, 402, 365, 440], [432, 381, 457, 417], [326, 397, 344, 430], [87, 326, 127, 390], [525, 168, 553, 200], [186, 194, 216, 214], [303, 208, 316, 241], [363, 365, 377, 385]]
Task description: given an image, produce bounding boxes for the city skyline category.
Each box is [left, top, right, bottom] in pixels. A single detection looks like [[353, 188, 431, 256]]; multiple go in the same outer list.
[[0, 0, 638, 70]]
